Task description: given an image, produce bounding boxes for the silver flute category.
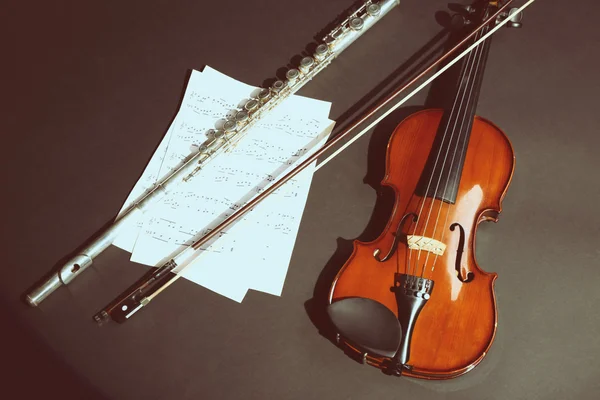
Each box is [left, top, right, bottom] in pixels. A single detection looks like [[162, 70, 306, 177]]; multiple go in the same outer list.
[[26, 0, 400, 306]]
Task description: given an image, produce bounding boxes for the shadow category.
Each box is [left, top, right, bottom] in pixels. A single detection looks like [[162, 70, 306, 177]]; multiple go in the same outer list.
[[20, 68, 199, 307], [304, 7, 474, 347], [22, 216, 118, 306], [305, 105, 422, 342], [263, 3, 454, 97], [261, 0, 370, 88], [0, 295, 108, 399], [313, 0, 374, 42], [21, 66, 217, 309], [21, 1, 451, 310]]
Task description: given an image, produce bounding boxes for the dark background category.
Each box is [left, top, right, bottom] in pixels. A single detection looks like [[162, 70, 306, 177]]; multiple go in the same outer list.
[[1, 0, 598, 399]]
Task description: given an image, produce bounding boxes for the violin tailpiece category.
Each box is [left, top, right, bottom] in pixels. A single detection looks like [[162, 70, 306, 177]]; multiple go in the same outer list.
[[390, 274, 435, 370]]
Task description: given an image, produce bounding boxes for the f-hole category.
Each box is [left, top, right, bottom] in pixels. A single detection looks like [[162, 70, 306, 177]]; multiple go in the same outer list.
[[449, 223, 474, 283], [374, 213, 418, 262]]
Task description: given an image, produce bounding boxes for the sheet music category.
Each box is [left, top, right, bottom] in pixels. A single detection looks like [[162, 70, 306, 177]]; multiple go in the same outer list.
[[113, 66, 334, 301], [112, 123, 175, 251]]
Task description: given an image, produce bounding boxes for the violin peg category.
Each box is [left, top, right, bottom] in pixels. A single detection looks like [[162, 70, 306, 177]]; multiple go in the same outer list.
[[447, 3, 475, 15], [497, 7, 524, 28], [507, 7, 523, 28], [450, 14, 470, 31], [463, 5, 475, 14]]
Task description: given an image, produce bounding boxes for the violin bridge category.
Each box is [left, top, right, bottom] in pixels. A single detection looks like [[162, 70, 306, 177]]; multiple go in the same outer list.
[[406, 235, 446, 256]]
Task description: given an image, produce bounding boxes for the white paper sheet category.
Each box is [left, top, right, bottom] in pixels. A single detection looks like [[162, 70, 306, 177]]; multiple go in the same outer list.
[[114, 66, 334, 302]]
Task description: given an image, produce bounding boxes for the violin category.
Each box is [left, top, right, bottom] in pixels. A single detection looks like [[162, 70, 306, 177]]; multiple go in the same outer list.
[[327, 0, 517, 379]]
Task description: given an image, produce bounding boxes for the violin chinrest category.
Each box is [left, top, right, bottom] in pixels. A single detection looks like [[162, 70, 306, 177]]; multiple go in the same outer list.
[[327, 297, 402, 358]]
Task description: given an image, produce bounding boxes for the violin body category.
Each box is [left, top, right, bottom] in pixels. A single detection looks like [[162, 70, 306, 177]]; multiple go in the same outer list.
[[328, 109, 514, 379]]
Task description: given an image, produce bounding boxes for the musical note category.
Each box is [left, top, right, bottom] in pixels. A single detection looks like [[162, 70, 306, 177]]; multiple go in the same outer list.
[[114, 66, 334, 302]]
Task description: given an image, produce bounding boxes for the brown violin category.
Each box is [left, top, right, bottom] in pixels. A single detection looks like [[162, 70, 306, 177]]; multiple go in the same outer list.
[[327, 1, 518, 379]]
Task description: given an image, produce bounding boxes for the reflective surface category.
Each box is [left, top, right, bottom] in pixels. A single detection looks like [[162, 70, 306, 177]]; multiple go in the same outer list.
[[330, 110, 514, 378], [4, 0, 600, 398]]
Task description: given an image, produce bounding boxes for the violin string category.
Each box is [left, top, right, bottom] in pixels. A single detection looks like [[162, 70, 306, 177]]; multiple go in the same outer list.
[[417, 33, 483, 277], [409, 26, 483, 277], [313, 0, 534, 172], [424, 24, 488, 273], [136, 1, 536, 309], [396, 244, 399, 274], [406, 31, 478, 276], [429, 24, 490, 276], [310, 1, 534, 278]]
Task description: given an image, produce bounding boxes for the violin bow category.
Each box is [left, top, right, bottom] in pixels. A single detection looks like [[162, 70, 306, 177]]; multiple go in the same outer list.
[[95, 0, 537, 324]]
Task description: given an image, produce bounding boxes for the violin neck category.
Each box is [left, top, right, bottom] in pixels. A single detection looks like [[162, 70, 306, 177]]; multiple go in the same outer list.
[[417, 21, 494, 204], [447, 25, 493, 146]]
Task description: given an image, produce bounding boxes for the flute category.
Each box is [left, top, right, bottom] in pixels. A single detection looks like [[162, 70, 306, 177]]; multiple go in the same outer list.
[[93, 0, 532, 324], [26, 0, 400, 307]]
